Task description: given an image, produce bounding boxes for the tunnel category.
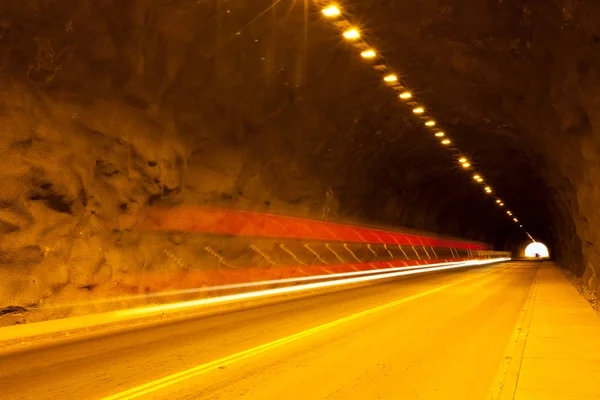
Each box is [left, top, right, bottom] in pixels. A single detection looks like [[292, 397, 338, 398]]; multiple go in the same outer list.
[[1, 1, 600, 398], [0, 0, 596, 304]]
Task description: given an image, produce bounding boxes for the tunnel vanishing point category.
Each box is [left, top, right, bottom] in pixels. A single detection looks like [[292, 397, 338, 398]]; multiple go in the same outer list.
[[0, 0, 598, 318]]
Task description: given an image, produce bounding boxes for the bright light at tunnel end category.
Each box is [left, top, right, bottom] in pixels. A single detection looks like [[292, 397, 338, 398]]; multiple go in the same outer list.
[[524, 242, 549, 258]]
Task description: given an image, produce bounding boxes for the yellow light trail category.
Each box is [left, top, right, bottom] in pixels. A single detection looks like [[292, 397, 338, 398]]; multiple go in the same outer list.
[[102, 259, 509, 400], [120, 259, 508, 317]]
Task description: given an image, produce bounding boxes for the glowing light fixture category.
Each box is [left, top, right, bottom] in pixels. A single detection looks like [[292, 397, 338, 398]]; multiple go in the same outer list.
[[343, 29, 360, 39], [317, 2, 530, 236], [322, 5, 341, 17], [361, 50, 376, 58]]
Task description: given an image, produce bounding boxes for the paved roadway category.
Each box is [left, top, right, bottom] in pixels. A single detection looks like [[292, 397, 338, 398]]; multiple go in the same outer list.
[[0, 262, 539, 400]]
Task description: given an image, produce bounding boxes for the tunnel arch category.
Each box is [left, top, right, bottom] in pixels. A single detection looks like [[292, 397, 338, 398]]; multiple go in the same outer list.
[[524, 242, 550, 259]]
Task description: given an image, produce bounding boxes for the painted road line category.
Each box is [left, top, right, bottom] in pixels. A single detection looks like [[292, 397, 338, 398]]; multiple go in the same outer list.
[[102, 262, 509, 400]]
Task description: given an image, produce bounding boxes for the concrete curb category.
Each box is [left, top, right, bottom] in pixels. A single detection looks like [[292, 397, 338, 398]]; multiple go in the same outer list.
[[489, 263, 540, 400]]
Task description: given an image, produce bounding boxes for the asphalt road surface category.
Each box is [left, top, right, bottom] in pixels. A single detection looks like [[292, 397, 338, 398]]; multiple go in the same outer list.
[[0, 261, 538, 400]]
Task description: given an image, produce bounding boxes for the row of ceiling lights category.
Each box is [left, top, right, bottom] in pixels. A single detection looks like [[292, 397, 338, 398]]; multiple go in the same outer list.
[[319, 3, 533, 239]]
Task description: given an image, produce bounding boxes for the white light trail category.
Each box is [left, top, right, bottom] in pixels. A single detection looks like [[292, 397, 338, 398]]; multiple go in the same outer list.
[[123, 258, 510, 317], [42, 259, 486, 310]]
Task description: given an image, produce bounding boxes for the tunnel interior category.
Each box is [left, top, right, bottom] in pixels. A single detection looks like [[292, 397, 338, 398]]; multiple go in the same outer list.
[[0, 0, 598, 310]]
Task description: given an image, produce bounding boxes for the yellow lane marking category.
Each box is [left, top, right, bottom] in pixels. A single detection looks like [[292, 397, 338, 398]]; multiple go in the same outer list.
[[103, 264, 507, 400]]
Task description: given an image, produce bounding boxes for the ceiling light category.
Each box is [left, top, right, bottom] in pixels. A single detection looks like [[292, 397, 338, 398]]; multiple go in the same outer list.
[[413, 107, 424, 114], [343, 29, 360, 39], [384, 74, 398, 82], [425, 120, 436, 127], [399, 92, 412, 99], [435, 132, 445, 137], [514, 218, 519, 222], [322, 6, 341, 17], [485, 186, 492, 193], [473, 174, 481, 180], [499, 202, 504, 206], [507, 211, 512, 215], [496, 199, 501, 204], [458, 157, 467, 163], [441, 139, 451, 145], [462, 162, 471, 168], [361, 50, 376, 58]]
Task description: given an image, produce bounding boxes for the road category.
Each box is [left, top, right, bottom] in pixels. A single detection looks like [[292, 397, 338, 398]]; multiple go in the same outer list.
[[0, 261, 538, 400]]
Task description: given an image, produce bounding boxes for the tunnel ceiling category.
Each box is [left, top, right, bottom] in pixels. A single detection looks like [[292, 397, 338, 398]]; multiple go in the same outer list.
[[0, 0, 598, 298]]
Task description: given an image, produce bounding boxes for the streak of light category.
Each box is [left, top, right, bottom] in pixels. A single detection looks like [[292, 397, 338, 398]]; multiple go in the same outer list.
[[325, 243, 346, 263], [304, 243, 328, 264], [122, 259, 509, 317], [102, 258, 509, 400], [343, 244, 363, 262], [279, 243, 306, 265], [37, 260, 489, 311], [383, 244, 394, 258]]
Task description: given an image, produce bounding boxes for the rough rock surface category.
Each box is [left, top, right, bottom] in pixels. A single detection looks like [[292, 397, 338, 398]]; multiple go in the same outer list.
[[0, 0, 598, 316]]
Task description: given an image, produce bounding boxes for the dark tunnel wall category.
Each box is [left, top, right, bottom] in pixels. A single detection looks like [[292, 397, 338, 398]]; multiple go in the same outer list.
[[0, 0, 597, 309]]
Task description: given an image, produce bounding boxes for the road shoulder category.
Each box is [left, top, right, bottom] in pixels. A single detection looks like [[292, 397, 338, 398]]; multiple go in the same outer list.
[[492, 262, 600, 400]]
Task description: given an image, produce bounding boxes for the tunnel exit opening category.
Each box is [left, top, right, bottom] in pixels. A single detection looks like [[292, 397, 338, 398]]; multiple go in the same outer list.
[[524, 242, 550, 259]]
